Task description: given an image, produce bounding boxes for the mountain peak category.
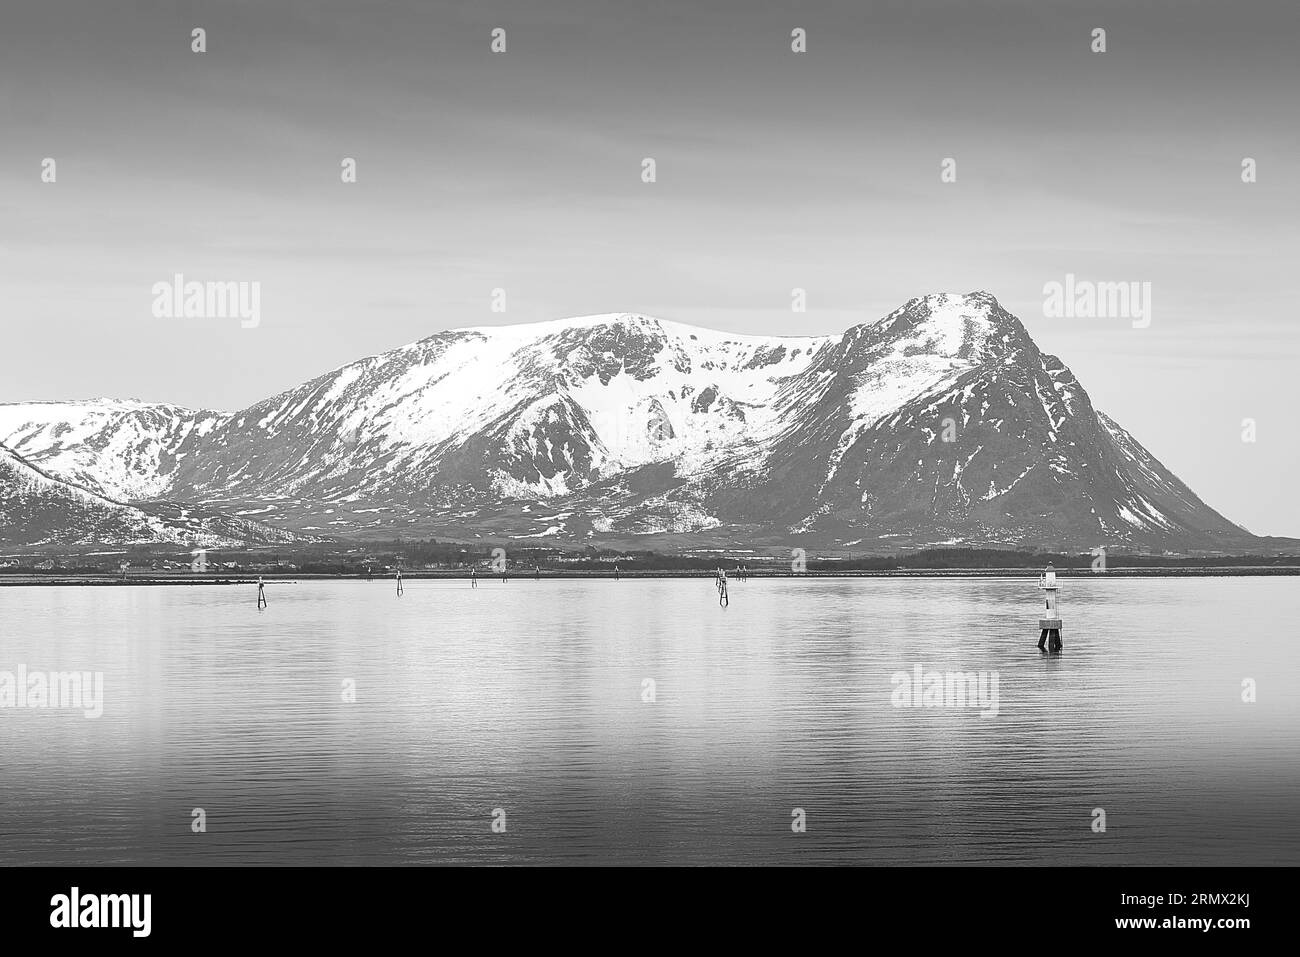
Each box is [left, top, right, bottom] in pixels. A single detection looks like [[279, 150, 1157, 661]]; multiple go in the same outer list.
[[887, 290, 1012, 327], [839, 290, 1028, 368]]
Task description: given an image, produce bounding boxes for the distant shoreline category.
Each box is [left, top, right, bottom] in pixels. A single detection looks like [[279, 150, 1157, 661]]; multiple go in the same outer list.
[[2, 566, 1297, 585]]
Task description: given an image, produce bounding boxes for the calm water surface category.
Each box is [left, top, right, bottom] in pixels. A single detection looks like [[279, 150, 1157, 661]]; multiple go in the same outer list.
[[2, 576, 1297, 865]]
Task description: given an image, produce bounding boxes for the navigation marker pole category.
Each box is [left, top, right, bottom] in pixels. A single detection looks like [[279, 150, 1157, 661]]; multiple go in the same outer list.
[[1037, 564, 1062, 652]]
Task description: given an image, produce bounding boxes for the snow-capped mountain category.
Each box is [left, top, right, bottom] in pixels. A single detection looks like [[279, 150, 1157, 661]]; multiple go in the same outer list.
[[0, 292, 1266, 551], [0, 443, 297, 548]]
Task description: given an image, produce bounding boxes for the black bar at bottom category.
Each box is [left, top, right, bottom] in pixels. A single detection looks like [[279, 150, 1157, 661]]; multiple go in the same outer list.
[[0, 866, 1277, 945]]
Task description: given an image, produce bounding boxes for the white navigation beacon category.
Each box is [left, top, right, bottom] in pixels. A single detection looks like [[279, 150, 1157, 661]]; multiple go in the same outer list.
[[1037, 563, 1063, 652]]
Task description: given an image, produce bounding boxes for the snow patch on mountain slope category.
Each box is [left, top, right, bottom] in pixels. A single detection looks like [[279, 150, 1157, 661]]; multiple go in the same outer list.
[[826, 361, 970, 485], [562, 320, 831, 477], [821, 294, 1013, 485], [623, 496, 722, 535], [0, 399, 226, 500], [983, 463, 1036, 500]]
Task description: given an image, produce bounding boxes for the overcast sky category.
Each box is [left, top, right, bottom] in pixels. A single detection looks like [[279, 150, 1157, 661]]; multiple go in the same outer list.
[[1, 0, 1296, 535]]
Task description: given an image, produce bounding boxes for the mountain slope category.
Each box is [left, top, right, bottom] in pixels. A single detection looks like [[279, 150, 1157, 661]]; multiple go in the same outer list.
[[0, 443, 298, 549], [0, 293, 1266, 552], [0, 399, 226, 500]]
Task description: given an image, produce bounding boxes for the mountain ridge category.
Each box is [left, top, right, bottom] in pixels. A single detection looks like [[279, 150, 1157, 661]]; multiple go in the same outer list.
[[0, 292, 1274, 553]]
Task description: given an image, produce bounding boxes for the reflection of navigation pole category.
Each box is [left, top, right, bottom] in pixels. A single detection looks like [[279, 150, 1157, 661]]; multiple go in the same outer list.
[[1037, 565, 1062, 652], [718, 571, 729, 608]]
